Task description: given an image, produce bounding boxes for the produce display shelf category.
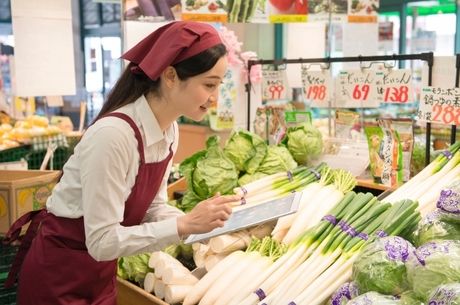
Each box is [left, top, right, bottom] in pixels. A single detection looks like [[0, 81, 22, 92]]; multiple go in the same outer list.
[[117, 277, 168, 305]]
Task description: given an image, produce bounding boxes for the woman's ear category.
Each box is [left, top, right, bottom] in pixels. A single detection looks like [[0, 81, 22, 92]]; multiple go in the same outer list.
[[161, 66, 177, 88]]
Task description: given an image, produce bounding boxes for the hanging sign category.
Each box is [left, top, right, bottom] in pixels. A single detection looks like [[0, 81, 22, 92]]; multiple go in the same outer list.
[[302, 69, 333, 108], [181, 0, 227, 22], [418, 87, 460, 125], [308, 0, 347, 23], [348, 0, 379, 23], [227, 0, 269, 23], [374, 69, 413, 104], [261, 70, 289, 104], [216, 67, 237, 129], [335, 70, 379, 108], [268, 0, 307, 23]]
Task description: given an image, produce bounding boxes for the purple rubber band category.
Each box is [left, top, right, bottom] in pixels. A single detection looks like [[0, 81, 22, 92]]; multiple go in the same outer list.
[[309, 168, 321, 180], [241, 197, 246, 205], [442, 150, 453, 160], [287, 170, 294, 182], [241, 187, 248, 195], [357, 232, 369, 240], [255, 289, 266, 301], [322, 215, 338, 225], [376, 230, 388, 238]]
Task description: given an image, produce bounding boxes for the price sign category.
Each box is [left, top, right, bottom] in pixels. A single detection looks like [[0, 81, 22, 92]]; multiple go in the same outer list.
[[216, 67, 238, 130], [374, 69, 413, 104], [418, 87, 460, 125], [262, 70, 289, 104], [336, 70, 379, 108], [301, 69, 332, 108]]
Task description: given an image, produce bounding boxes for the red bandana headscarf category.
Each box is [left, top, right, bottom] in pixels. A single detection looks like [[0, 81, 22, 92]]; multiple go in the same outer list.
[[121, 21, 223, 81]]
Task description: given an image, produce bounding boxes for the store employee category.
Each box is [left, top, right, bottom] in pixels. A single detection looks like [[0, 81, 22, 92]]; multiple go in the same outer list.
[[4, 21, 238, 305]]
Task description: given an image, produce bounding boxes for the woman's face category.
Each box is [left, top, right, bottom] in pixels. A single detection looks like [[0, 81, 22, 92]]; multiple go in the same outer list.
[[174, 56, 228, 121]]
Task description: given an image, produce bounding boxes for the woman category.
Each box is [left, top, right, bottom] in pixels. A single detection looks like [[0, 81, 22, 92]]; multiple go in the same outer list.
[[4, 21, 239, 305]]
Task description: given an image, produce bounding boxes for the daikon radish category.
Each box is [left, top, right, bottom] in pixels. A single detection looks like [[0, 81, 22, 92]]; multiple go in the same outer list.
[[154, 280, 166, 300], [214, 255, 272, 305], [148, 251, 171, 269], [162, 266, 198, 285], [193, 243, 212, 268], [183, 250, 244, 305], [209, 232, 249, 253], [199, 251, 259, 305], [249, 222, 275, 238], [204, 253, 227, 272], [143, 272, 156, 293], [165, 285, 194, 304], [155, 259, 182, 279]]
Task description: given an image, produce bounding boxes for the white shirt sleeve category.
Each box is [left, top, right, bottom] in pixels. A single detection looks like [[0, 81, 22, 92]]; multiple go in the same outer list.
[[79, 124, 180, 262]]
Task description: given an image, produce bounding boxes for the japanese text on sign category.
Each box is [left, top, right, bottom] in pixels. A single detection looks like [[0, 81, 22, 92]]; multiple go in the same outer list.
[[217, 68, 237, 129], [418, 87, 460, 125], [335, 70, 379, 108], [301, 69, 332, 108], [262, 70, 288, 103], [374, 69, 413, 104]]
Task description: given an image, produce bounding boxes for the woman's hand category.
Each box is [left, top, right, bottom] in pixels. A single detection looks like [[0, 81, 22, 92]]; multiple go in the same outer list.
[[177, 193, 240, 237]]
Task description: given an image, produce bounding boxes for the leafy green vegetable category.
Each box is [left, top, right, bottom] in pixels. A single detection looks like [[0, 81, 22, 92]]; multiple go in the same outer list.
[[436, 179, 460, 224], [413, 211, 460, 247], [117, 253, 151, 285], [427, 283, 460, 305], [223, 130, 267, 174], [328, 282, 360, 305], [282, 123, 323, 165], [353, 236, 414, 295], [238, 171, 269, 186], [406, 240, 460, 301], [179, 136, 239, 210], [399, 291, 424, 305], [346, 292, 401, 305], [256, 145, 297, 175]]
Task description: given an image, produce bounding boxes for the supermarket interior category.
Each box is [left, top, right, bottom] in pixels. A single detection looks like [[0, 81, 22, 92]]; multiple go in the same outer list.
[[1, 0, 460, 305]]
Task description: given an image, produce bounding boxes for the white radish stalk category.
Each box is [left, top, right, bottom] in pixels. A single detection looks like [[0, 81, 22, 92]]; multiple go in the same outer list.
[[204, 254, 227, 272], [155, 259, 183, 279], [271, 183, 322, 238], [294, 255, 356, 305], [233, 245, 311, 305], [199, 252, 259, 305], [249, 223, 275, 239], [162, 266, 198, 285], [209, 232, 250, 253], [149, 251, 173, 269], [193, 243, 211, 269], [234, 172, 289, 197], [214, 256, 272, 305], [283, 185, 343, 245], [165, 285, 194, 304], [271, 228, 289, 242], [183, 250, 244, 305], [154, 280, 166, 300], [143, 272, 156, 293]]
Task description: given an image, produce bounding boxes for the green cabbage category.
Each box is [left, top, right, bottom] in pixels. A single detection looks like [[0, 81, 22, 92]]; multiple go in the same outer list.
[[238, 172, 269, 186], [406, 240, 460, 301], [428, 283, 460, 305], [436, 179, 460, 224], [180, 136, 239, 208], [352, 236, 414, 295], [346, 292, 401, 305], [117, 253, 151, 284], [223, 130, 267, 173], [282, 123, 323, 165], [256, 145, 297, 175], [399, 291, 424, 305], [413, 211, 460, 247]]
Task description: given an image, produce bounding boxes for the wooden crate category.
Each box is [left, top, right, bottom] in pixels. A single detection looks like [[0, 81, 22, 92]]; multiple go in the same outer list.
[[117, 278, 168, 305]]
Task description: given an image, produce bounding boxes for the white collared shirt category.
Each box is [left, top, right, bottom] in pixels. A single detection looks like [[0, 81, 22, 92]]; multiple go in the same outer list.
[[46, 95, 184, 261]]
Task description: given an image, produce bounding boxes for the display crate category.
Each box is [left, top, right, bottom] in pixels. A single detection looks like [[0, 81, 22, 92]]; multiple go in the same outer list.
[[25, 147, 71, 170], [0, 146, 31, 164], [0, 239, 19, 305]]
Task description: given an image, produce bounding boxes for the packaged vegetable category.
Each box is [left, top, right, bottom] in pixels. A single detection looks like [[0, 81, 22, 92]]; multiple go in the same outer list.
[[328, 281, 360, 305], [223, 130, 267, 174], [427, 283, 460, 305], [391, 119, 414, 182], [282, 122, 323, 165], [345, 292, 401, 305], [399, 290, 424, 305], [413, 210, 460, 247], [352, 236, 414, 295], [436, 179, 460, 224], [406, 240, 460, 301]]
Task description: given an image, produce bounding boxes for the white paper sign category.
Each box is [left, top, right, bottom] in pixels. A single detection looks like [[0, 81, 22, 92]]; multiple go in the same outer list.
[[418, 87, 460, 125], [374, 69, 413, 104], [11, 0, 75, 96], [301, 69, 333, 108], [261, 70, 289, 104], [216, 67, 238, 130], [335, 70, 380, 108], [46, 96, 64, 107]]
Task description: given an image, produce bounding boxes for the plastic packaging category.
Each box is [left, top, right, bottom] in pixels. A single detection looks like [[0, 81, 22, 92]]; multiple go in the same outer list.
[[413, 211, 460, 247], [427, 283, 460, 305], [328, 281, 360, 305], [345, 292, 400, 305]]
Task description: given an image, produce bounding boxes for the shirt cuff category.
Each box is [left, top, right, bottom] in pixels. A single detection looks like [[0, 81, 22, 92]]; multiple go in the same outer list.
[[147, 217, 181, 248]]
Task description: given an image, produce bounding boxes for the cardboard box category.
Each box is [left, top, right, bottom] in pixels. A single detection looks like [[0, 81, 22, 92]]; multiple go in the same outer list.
[[0, 170, 60, 234], [117, 278, 168, 305]]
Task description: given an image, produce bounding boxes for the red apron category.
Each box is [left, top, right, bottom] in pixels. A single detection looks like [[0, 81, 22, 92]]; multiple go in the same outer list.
[[3, 112, 174, 305]]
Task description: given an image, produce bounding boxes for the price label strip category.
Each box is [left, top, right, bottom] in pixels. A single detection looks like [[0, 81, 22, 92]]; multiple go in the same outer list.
[[184, 192, 302, 244], [262, 70, 289, 104], [418, 87, 460, 125], [302, 69, 333, 108], [335, 70, 380, 108], [374, 69, 413, 104]]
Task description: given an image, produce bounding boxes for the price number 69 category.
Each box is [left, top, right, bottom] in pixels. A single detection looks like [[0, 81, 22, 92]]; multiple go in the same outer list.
[[352, 84, 370, 101]]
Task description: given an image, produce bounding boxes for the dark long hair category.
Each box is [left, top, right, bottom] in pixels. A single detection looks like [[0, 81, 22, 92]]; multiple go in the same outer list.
[[94, 43, 227, 122]]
